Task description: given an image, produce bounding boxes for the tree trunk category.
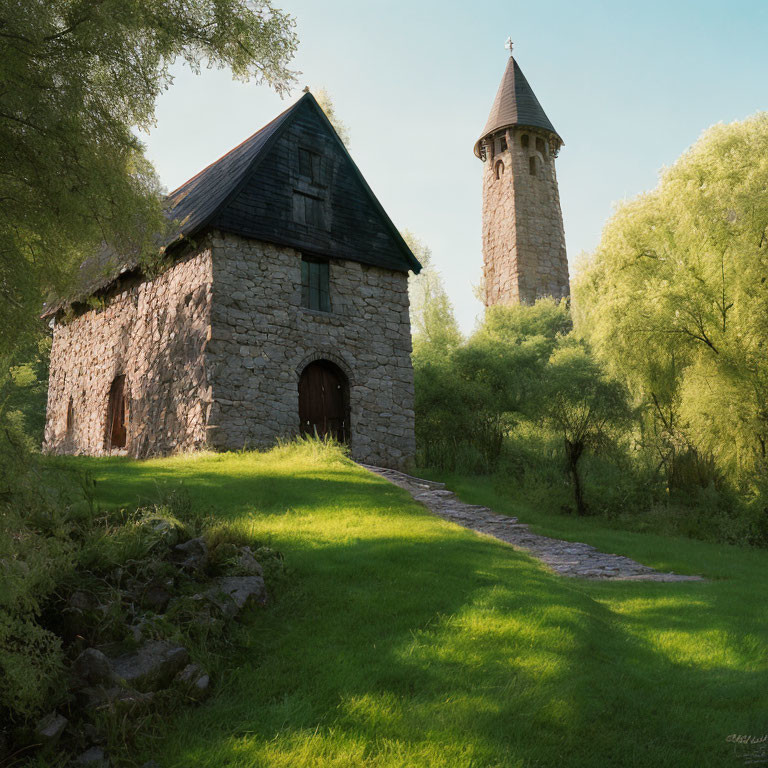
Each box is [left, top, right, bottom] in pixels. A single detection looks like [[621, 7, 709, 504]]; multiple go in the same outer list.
[[564, 438, 587, 515]]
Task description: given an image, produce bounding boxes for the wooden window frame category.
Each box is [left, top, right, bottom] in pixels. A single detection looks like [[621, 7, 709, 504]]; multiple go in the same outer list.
[[301, 255, 331, 313], [298, 147, 321, 183]]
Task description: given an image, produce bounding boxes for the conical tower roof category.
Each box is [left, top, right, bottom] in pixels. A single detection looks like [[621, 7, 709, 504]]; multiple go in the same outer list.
[[474, 56, 562, 157]]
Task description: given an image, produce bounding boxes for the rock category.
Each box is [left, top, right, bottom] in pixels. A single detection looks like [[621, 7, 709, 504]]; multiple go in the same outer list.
[[172, 537, 208, 571], [67, 591, 96, 613], [142, 579, 173, 612], [110, 641, 189, 692], [74, 648, 114, 686], [177, 663, 211, 699], [236, 546, 263, 577], [34, 711, 67, 746], [75, 746, 111, 767], [199, 576, 266, 619]]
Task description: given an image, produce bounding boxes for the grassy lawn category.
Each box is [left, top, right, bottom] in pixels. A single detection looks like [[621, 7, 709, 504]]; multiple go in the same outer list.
[[58, 443, 767, 768]]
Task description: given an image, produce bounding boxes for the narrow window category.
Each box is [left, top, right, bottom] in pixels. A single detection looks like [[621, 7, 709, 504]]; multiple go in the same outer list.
[[301, 256, 331, 312], [529, 156, 538, 176], [66, 397, 74, 436], [521, 134, 530, 148], [105, 375, 127, 449], [298, 148, 321, 183], [536, 136, 546, 155], [494, 160, 505, 180], [497, 136, 507, 153], [293, 192, 325, 229]]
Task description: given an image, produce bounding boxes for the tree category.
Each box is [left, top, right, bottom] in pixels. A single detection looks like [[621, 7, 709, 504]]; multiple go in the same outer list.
[[313, 87, 351, 147], [402, 230, 462, 363], [538, 341, 631, 515], [0, 0, 298, 364], [574, 113, 768, 489]]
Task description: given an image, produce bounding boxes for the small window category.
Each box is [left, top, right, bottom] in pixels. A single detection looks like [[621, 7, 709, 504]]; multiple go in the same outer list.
[[105, 375, 127, 449], [529, 156, 538, 176], [298, 148, 321, 183], [497, 136, 507, 153], [521, 134, 529, 148], [294, 192, 325, 229], [536, 137, 546, 155], [494, 160, 505, 180], [301, 257, 330, 312], [66, 397, 74, 436]]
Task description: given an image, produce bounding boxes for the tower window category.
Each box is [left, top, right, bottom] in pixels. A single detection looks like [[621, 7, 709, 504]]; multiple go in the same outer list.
[[497, 136, 507, 153], [301, 256, 330, 312], [298, 147, 321, 183], [529, 156, 538, 176], [521, 134, 529, 148], [536, 137, 546, 155], [494, 160, 505, 180]]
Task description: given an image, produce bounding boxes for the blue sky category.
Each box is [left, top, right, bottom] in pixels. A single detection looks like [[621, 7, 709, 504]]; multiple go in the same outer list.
[[142, 0, 768, 333]]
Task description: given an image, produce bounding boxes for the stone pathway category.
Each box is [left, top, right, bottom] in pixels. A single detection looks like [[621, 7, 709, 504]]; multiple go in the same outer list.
[[362, 464, 704, 583]]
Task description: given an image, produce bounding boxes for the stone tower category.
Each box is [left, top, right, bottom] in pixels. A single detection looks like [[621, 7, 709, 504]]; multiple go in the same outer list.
[[474, 51, 569, 306]]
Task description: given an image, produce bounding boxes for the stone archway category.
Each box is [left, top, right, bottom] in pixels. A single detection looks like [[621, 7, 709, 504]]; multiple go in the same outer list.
[[298, 359, 350, 443]]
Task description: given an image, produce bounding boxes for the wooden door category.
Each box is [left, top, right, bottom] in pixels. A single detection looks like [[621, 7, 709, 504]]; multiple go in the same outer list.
[[298, 361, 348, 442], [106, 375, 127, 449]]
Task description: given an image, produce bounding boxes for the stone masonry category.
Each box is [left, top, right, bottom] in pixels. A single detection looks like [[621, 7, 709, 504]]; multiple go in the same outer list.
[[43, 231, 416, 468], [44, 246, 214, 457], [206, 231, 415, 468], [482, 127, 569, 306]]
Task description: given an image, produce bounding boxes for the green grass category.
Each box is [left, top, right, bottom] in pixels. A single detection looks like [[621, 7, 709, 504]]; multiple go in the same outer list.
[[54, 442, 768, 768]]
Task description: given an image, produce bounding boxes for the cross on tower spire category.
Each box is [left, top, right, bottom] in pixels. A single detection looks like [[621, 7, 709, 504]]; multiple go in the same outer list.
[[505, 37, 514, 54]]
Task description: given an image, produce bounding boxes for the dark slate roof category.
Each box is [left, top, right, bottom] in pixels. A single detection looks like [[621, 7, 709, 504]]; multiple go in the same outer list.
[[44, 92, 419, 316], [474, 56, 562, 157]]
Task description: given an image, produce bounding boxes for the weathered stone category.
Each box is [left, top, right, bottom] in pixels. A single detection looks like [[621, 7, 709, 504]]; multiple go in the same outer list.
[[235, 546, 263, 577], [34, 712, 67, 746], [43, 230, 416, 470], [200, 576, 267, 619], [110, 641, 189, 692], [75, 746, 111, 767], [177, 663, 211, 699], [173, 537, 208, 572], [74, 648, 113, 687]]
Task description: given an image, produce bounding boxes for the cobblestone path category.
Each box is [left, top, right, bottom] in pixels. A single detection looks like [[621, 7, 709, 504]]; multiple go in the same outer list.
[[363, 464, 705, 583]]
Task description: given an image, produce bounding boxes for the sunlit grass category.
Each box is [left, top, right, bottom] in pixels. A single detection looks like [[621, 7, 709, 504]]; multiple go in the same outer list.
[[51, 443, 768, 767]]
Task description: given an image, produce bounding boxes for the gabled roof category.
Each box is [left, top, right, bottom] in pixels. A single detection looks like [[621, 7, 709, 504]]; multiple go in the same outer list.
[[474, 56, 562, 157], [45, 93, 419, 316]]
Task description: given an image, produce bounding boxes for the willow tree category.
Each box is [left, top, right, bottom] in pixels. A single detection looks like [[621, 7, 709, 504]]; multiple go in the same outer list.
[[0, 0, 298, 362], [574, 113, 768, 488]]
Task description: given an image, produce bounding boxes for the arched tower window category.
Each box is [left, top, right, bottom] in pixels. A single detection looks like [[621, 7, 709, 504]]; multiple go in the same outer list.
[[105, 374, 127, 449], [494, 160, 505, 180], [520, 134, 530, 148], [529, 156, 538, 176], [535, 137, 547, 156]]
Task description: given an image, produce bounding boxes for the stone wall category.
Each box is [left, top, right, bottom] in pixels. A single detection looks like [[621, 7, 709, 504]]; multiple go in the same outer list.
[[482, 126, 569, 306], [43, 246, 214, 457], [205, 230, 415, 468]]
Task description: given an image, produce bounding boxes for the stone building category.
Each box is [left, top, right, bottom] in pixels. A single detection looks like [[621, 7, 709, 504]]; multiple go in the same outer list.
[[475, 52, 569, 305], [43, 93, 421, 468]]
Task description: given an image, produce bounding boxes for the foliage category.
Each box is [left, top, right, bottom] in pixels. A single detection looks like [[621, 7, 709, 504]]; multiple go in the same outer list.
[[57, 442, 768, 768], [0, 0, 298, 361], [403, 231, 462, 363], [313, 87, 351, 147], [574, 113, 768, 493], [537, 339, 632, 514]]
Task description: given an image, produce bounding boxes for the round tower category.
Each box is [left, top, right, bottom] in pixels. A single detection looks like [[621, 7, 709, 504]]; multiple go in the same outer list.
[[475, 48, 569, 306]]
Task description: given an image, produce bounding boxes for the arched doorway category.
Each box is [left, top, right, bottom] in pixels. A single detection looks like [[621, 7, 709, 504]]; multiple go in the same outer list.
[[298, 360, 349, 442]]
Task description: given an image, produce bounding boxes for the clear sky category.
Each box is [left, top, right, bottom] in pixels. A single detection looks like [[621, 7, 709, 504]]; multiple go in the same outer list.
[[141, 0, 768, 333]]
